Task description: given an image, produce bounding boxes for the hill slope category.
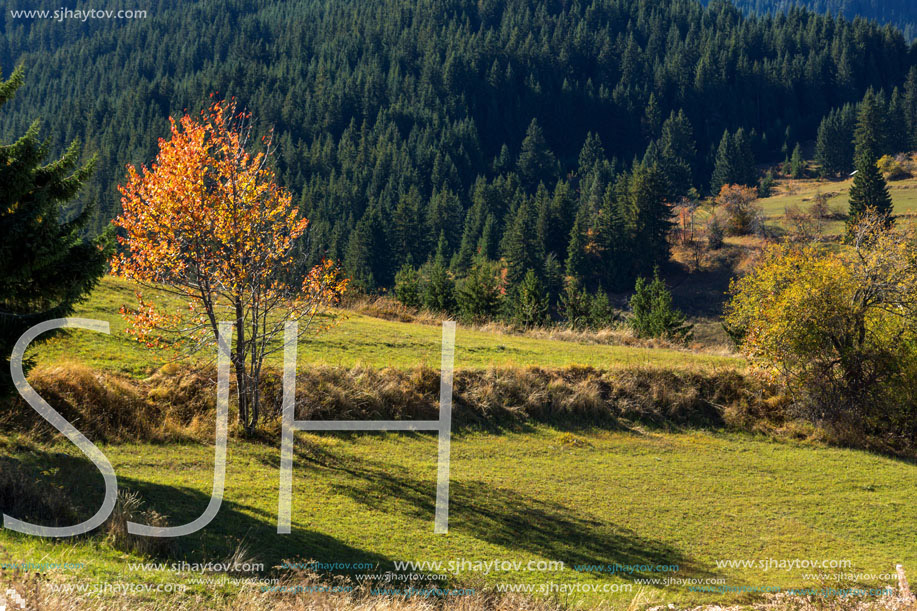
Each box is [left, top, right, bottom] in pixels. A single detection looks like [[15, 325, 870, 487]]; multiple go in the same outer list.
[[2, 0, 915, 291]]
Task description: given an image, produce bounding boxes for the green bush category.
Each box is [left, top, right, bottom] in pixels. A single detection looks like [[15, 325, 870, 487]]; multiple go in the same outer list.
[[456, 259, 503, 324], [628, 269, 693, 342], [510, 269, 550, 329], [394, 264, 423, 308]]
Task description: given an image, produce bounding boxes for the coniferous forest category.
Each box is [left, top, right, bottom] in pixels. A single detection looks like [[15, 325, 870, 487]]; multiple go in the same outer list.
[[2, 0, 917, 300], [711, 0, 917, 40]]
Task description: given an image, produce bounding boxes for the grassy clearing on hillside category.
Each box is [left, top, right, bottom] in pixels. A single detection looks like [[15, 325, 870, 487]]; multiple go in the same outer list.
[[0, 428, 914, 609], [756, 172, 917, 237], [28, 277, 736, 378]]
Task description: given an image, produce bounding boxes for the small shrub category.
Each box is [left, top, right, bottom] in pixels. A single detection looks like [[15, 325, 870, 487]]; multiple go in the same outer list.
[[717, 184, 762, 236], [877, 154, 912, 180], [628, 268, 693, 342], [0, 457, 77, 527], [106, 489, 174, 557], [393, 264, 423, 308], [706, 213, 725, 250], [810, 191, 832, 219]]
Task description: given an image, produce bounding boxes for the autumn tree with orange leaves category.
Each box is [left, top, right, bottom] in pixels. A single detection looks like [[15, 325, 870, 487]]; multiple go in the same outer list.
[[111, 100, 347, 434]]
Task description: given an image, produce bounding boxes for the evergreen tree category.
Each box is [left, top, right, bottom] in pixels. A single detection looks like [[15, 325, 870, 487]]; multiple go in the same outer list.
[[564, 204, 589, 285], [588, 290, 616, 329], [502, 194, 544, 286], [815, 105, 856, 176], [510, 269, 549, 329], [904, 66, 917, 150], [0, 67, 109, 394], [711, 129, 756, 192], [394, 263, 423, 308], [789, 143, 805, 178], [423, 233, 456, 311], [630, 163, 673, 276], [559, 281, 591, 330], [657, 109, 696, 198], [642, 93, 663, 140], [543, 252, 564, 310], [628, 268, 692, 341], [710, 130, 738, 194], [888, 88, 910, 155], [517, 118, 558, 192], [849, 93, 894, 222], [456, 258, 502, 324], [426, 186, 464, 256], [734, 128, 757, 186], [344, 206, 389, 291], [577, 132, 606, 175], [854, 90, 889, 162]]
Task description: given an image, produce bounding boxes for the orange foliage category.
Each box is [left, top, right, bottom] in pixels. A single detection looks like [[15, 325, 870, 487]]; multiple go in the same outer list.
[[112, 100, 345, 344]]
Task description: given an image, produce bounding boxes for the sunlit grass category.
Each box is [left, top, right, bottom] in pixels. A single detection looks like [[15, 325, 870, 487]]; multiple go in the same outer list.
[[29, 276, 737, 378], [1, 428, 914, 608]]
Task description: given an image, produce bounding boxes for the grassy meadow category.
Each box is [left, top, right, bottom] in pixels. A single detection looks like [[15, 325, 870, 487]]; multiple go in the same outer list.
[[2, 427, 915, 609], [29, 276, 737, 377], [2, 275, 916, 609]]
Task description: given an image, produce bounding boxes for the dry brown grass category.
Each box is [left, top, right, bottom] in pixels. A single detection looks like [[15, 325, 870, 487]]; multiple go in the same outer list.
[[255, 364, 760, 432], [0, 559, 572, 610], [2, 562, 915, 611], [8, 359, 909, 454]]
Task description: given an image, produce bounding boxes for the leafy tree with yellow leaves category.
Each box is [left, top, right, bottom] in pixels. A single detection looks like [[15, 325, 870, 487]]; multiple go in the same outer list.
[[725, 212, 917, 443]]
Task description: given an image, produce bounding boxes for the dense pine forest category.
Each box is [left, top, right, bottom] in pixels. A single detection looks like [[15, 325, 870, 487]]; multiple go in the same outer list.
[[2, 0, 917, 304], [711, 0, 917, 39]]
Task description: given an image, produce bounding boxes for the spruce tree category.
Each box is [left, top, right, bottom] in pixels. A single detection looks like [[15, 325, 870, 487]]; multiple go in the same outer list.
[[710, 130, 737, 194], [564, 205, 588, 285], [734, 128, 757, 186], [423, 233, 456, 312], [789, 144, 805, 178], [657, 109, 696, 198], [630, 163, 673, 275], [849, 94, 893, 223], [394, 264, 423, 308], [510, 269, 549, 329], [517, 118, 558, 192], [502, 195, 543, 287], [629, 268, 692, 341], [815, 106, 856, 177], [905, 66, 917, 150], [456, 258, 502, 324], [0, 67, 109, 394], [559, 281, 591, 330]]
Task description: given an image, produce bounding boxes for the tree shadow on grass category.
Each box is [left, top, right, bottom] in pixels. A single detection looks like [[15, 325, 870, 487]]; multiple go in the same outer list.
[[290, 437, 715, 583], [118, 475, 392, 572], [0, 446, 391, 573]]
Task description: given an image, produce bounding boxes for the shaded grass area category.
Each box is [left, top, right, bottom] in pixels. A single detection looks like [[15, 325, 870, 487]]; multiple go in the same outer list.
[[28, 276, 737, 379], [0, 428, 915, 609]]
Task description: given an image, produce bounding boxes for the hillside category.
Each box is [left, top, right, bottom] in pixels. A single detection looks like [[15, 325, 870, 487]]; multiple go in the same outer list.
[[2, 0, 915, 293]]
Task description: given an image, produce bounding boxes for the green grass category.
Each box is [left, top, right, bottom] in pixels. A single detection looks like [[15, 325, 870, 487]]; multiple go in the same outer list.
[[30, 276, 737, 377], [757, 172, 917, 236], [2, 428, 914, 608]]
